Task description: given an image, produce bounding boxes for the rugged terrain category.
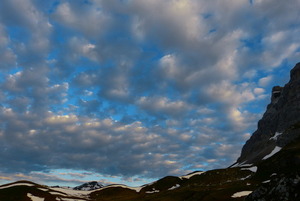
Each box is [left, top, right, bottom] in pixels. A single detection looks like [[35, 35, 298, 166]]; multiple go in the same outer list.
[[1, 63, 300, 201]]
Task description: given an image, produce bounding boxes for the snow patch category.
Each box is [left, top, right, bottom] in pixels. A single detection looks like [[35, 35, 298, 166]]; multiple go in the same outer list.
[[38, 188, 48, 192], [231, 191, 252, 198], [262, 180, 271, 183], [180, 171, 204, 179], [50, 187, 91, 197], [168, 184, 180, 190], [146, 188, 159, 193], [27, 193, 44, 201], [0, 182, 34, 189], [241, 175, 251, 180], [231, 162, 253, 168], [241, 166, 257, 173], [270, 132, 282, 140], [263, 146, 282, 160]]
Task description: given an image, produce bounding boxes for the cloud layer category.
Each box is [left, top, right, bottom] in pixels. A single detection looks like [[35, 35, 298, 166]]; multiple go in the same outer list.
[[0, 0, 300, 186]]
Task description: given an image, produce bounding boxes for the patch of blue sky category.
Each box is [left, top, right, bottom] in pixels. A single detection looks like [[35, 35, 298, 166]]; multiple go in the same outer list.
[[47, 1, 61, 14], [6, 26, 30, 43], [201, 13, 213, 19], [240, 35, 264, 52]]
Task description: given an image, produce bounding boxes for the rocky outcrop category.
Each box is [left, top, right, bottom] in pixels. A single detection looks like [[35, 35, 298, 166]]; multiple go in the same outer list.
[[246, 174, 300, 201], [237, 62, 300, 164]]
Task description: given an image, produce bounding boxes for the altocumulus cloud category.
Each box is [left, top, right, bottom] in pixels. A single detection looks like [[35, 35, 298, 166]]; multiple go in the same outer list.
[[0, 0, 300, 186]]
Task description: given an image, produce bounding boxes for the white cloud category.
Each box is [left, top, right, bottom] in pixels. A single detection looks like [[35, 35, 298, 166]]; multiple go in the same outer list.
[[258, 75, 273, 87], [53, 2, 110, 38], [137, 96, 190, 118], [130, 0, 206, 44], [254, 88, 265, 95]]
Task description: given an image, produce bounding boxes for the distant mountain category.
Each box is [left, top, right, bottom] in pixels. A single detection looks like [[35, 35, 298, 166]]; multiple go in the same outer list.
[[73, 181, 103, 191], [1, 63, 300, 200]]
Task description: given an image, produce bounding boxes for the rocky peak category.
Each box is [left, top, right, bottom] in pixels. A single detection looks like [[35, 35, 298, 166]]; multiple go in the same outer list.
[[290, 62, 300, 81], [237, 62, 300, 165], [271, 86, 283, 103], [73, 181, 103, 191]]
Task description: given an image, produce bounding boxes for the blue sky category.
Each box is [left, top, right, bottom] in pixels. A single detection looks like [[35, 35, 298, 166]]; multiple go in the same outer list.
[[0, 0, 299, 187]]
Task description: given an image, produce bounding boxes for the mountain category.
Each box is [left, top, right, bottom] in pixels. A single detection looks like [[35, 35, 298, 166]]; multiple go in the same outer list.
[[73, 181, 103, 191], [0, 63, 300, 200], [236, 62, 300, 165]]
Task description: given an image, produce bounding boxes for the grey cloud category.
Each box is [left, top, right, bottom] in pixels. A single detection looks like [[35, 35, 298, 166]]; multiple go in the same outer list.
[[0, 24, 17, 70], [51, 0, 113, 40], [0, 0, 52, 60], [0, 106, 244, 179], [0, 0, 299, 185]]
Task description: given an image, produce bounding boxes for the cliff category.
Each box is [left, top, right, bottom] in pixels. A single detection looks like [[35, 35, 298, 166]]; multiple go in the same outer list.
[[237, 62, 300, 164]]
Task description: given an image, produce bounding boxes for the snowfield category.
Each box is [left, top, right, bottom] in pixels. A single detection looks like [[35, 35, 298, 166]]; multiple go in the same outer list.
[[241, 166, 257, 173], [179, 171, 204, 179], [263, 146, 282, 160], [270, 132, 282, 140], [168, 184, 180, 190], [27, 193, 44, 201], [0, 182, 34, 189], [50, 187, 92, 197], [231, 191, 252, 198]]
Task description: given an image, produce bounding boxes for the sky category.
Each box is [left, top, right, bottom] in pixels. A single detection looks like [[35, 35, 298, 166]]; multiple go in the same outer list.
[[0, 0, 299, 187]]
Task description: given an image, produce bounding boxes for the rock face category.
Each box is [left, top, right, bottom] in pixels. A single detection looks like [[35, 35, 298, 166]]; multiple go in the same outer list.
[[237, 62, 300, 164], [246, 174, 300, 201]]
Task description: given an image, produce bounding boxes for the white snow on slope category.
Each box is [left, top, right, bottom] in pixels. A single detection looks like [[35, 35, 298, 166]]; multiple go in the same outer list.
[[168, 184, 180, 190], [240, 175, 251, 180], [231, 162, 253, 168], [180, 171, 204, 179], [0, 182, 34, 189], [50, 187, 92, 197], [145, 188, 159, 193], [38, 188, 48, 192], [231, 191, 252, 198], [241, 166, 257, 173], [263, 146, 282, 160], [270, 132, 282, 140], [27, 193, 44, 201]]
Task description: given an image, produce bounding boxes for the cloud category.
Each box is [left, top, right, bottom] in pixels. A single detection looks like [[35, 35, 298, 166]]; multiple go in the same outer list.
[[52, 1, 110, 39], [0, 24, 17, 70], [137, 96, 190, 118], [258, 75, 273, 87], [0, 0, 299, 186]]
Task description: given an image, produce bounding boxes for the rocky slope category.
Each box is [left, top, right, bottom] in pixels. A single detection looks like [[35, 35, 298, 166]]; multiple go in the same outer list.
[[237, 62, 300, 165], [0, 63, 300, 200]]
